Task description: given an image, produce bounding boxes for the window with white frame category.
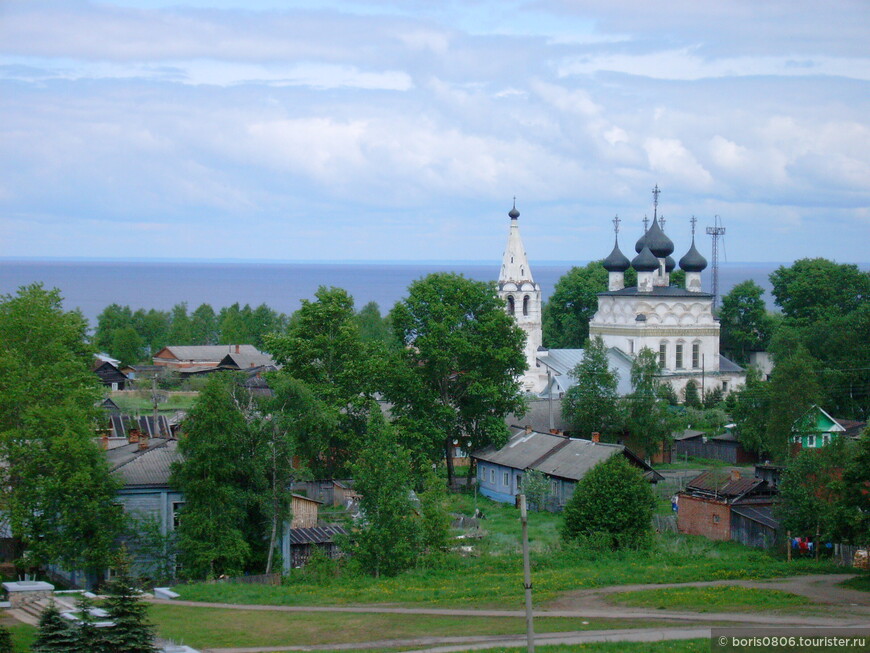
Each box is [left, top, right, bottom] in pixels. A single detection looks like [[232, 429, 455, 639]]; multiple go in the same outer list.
[[692, 342, 700, 368], [490, 468, 495, 484], [503, 471, 509, 487], [808, 434, 816, 447], [675, 343, 684, 369]]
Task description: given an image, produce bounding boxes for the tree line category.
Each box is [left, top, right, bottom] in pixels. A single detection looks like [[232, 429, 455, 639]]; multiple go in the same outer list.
[[0, 273, 525, 583]]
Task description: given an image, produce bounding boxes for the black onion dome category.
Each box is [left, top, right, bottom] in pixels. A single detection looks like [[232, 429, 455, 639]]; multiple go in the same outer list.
[[665, 255, 676, 273], [679, 238, 707, 272], [509, 205, 520, 220], [632, 244, 659, 272], [603, 238, 631, 272], [644, 218, 674, 257]]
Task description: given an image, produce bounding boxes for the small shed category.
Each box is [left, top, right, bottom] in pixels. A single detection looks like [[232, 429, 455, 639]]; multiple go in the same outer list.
[[731, 505, 779, 549], [93, 361, 128, 391], [284, 525, 347, 569], [290, 494, 322, 529]]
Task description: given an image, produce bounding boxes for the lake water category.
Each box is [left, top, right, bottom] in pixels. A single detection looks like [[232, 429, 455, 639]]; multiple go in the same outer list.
[[0, 259, 783, 327]]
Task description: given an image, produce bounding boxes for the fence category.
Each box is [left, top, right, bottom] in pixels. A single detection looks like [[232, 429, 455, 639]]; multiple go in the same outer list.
[[652, 515, 677, 533]]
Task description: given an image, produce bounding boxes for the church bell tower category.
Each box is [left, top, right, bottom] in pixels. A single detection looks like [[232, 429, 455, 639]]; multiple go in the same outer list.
[[498, 200, 543, 392]]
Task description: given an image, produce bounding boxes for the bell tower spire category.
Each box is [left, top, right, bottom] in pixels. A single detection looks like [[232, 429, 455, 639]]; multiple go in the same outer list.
[[497, 200, 543, 392]]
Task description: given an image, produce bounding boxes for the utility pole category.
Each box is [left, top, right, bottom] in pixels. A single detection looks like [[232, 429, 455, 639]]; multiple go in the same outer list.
[[519, 494, 535, 653], [706, 215, 726, 311]]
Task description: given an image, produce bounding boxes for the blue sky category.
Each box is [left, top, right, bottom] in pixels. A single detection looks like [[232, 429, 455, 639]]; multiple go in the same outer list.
[[1, 0, 868, 263]]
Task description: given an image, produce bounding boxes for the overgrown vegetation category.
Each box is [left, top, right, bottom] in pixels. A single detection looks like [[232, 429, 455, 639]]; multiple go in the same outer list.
[[609, 585, 812, 612]]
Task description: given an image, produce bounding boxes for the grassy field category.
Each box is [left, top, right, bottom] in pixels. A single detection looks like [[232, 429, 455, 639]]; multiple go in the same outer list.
[[110, 391, 198, 413], [840, 574, 870, 592], [608, 585, 813, 612], [149, 604, 674, 650], [446, 641, 710, 653], [175, 493, 840, 609]]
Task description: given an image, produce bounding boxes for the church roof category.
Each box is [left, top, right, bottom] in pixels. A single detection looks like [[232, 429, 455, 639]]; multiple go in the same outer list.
[[665, 255, 676, 273], [598, 285, 713, 298], [603, 237, 631, 272], [499, 202, 537, 286], [679, 237, 708, 272], [631, 244, 659, 272]]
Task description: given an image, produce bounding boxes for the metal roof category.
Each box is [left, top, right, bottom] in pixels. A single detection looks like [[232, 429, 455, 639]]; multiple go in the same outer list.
[[530, 438, 625, 481], [110, 440, 179, 487], [288, 525, 347, 545], [473, 429, 567, 470], [157, 345, 261, 362], [686, 470, 765, 498], [598, 286, 713, 298], [718, 355, 744, 373]]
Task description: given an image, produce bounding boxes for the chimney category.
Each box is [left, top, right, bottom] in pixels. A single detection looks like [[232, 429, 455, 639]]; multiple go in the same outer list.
[[235, 344, 240, 354], [524, 425, 533, 434], [138, 434, 150, 451], [730, 469, 741, 481], [128, 428, 140, 444], [591, 432, 600, 443]]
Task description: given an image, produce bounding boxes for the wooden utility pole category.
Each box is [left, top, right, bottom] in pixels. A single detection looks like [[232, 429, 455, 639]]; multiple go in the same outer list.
[[519, 494, 535, 653], [787, 530, 792, 562]]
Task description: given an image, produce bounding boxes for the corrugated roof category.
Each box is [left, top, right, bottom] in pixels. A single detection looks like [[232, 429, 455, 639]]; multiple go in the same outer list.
[[686, 470, 764, 497], [288, 525, 347, 545], [474, 430, 567, 469], [158, 345, 261, 362], [731, 505, 779, 530], [110, 440, 180, 487], [530, 438, 624, 481]]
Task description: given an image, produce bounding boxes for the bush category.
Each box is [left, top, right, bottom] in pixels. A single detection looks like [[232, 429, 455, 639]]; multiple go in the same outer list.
[[561, 454, 656, 550]]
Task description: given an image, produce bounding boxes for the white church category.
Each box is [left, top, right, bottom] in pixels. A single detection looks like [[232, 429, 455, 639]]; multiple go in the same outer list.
[[496, 191, 745, 399]]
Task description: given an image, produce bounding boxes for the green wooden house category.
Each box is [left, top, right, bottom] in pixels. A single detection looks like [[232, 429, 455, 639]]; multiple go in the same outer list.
[[792, 405, 866, 449]]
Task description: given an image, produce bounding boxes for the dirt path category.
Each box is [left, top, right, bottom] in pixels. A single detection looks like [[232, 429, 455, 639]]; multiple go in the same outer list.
[[548, 573, 870, 610]]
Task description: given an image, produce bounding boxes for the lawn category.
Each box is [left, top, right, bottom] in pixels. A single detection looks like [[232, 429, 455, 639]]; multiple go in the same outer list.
[[446, 641, 710, 653], [149, 604, 672, 650], [175, 494, 841, 609], [608, 585, 813, 612]]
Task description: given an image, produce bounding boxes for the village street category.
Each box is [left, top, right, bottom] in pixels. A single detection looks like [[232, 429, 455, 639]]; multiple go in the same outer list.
[[149, 574, 870, 653]]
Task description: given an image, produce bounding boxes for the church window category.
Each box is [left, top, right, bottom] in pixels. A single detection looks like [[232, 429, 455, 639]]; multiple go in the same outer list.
[[675, 343, 684, 369], [692, 343, 700, 368], [659, 342, 667, 368], [523, 295, 530, 316], [507, 295, 515, 315]]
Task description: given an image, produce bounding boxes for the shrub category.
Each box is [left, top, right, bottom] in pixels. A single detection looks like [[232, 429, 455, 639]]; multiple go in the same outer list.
[[561, 454, 655, 550]]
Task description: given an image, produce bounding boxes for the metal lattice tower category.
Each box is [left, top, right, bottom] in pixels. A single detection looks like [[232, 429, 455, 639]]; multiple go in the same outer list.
[[706, 215, 726, 310]]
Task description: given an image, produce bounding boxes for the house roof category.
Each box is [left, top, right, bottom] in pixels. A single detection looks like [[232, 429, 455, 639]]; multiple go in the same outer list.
[[598, 286, 714, 298], [108, 439, 179, 487], [155, 345, 261, 362], [536, 347, 634, 397], [219, 352, 277, 370], [674, 429, 705, 441], [834, 417, 867, 438], [292, 493, 324, 505], [731, 505, 779, 530], [504, 398, 571, 434], [718, 355, 744, 373], [473, 428, 662, 482], [685, 470, 765, 498], [288, 525, 347, 545]]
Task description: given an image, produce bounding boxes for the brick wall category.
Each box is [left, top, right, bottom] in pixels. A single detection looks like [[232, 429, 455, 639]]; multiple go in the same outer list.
[[677, 494, 731, 540]]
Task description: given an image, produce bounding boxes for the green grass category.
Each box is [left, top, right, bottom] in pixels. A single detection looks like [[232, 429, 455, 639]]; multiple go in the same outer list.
[[148, 604, 669, 650], [449, 641, 709, 653], [111, 391, 198, 413], [609, 585, 813, 612], [0, 622, 36, 653], [840, 574, 870, 592], [654, 457, 742, 470]]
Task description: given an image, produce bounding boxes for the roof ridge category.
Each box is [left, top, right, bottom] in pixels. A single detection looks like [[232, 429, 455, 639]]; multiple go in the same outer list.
[[527, 437, 571, 471]]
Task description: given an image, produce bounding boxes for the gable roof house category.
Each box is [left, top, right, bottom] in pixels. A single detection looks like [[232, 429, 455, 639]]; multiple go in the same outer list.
[[792, 405, 867, 451], [93, 360, 128, 390], [473, 427, 662, 510], [677, 469, 778, 548], [152, 344, 265, 371]]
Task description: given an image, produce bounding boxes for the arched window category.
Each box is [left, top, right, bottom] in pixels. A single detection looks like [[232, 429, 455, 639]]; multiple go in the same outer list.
[[506, 295, 515, 315], [522, 295, 530, 316]]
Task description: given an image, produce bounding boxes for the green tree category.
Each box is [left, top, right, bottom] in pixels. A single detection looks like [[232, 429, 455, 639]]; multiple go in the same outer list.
[[561, 337, 620, 439], [388, 273, 526, 487], [218, 303, 253, 344], [94, 303, 134, 353], [72, 592, 112, 653], [770, 258, 869, 323], [190, 303, 219, 345], [351, 408, 420, 577], [265, 287, 377, 477], [171, 373, 254, 578], [732, 367, 771, 454], [0, 625, 12, 653], [104, 551, 158, 653], [112, 326, 145, 367], [776, 439, 850, 542], [0, 285, 122, 572], [521, 469, 551, 512], [248, 303, 286, 349], [167, 302, 193, 345], [356, 301, 394, 346], [131, 308, 170, 356], [33, 601, 75, 652], [125, 513, 178, 585], [624, 348, 676, 459], [840, 431, 870, 546], [718, 280, 772, 365], [561, 454, 655, 549], [418, 470, 451, 557], [683, 379, 701, 408], [765, 346, 824, 460]]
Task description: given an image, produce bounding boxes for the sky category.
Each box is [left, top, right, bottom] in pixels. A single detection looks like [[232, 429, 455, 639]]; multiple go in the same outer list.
[[1, 0, 868, 264]]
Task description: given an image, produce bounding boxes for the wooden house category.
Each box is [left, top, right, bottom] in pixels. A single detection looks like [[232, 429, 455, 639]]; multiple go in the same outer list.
[[792, 405, 867, 450], [473, 427, 662, 511], [676, 469, 778, 547], [93, 360, 128, 390]]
